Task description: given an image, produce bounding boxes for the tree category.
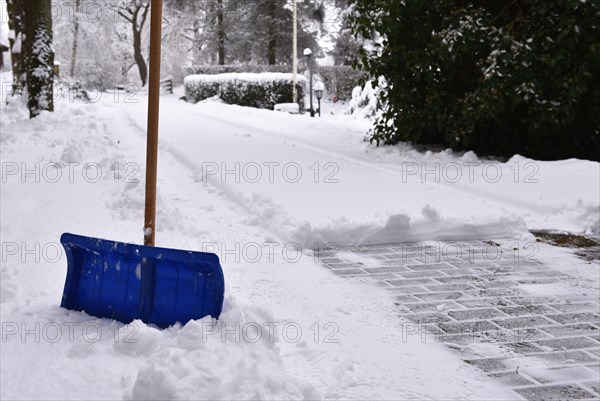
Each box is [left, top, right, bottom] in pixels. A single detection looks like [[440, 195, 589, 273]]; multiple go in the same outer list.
[[69, 0, 82, 77], [115, 1, 150, 86], [23, 0, 54, 117], [349, 0, 600, 161], [191, 0, 323, 66], [6, 0, 25, 92]]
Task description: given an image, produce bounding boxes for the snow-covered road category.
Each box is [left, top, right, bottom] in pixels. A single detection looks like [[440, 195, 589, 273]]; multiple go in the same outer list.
[[125, 97, 599, 247]]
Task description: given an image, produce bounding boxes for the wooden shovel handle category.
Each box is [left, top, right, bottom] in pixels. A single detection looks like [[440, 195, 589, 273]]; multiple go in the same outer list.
[[144, 0, 163, 247]]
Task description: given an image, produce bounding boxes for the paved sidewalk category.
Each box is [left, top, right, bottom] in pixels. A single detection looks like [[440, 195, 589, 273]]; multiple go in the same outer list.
[[318, 241, 600, 401]]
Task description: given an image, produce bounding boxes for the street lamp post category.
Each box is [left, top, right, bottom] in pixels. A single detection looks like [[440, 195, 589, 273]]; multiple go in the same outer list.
[[303, 48, 314, 117], [292, 0, 297, 105], [314, 81, 324, 117]]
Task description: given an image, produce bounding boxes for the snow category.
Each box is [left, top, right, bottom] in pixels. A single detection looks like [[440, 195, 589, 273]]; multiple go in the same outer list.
[[1, 74, 598, 399], [274, 103, 300, 114]]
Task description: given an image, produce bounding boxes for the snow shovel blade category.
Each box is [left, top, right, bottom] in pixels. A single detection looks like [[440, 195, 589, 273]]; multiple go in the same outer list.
[[60, 233, 225, 328]]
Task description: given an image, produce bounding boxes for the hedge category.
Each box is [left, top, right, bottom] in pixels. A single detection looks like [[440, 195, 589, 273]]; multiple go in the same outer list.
[[317, 66, 366, 102], [187, 65, 293, 75], [184, 73, 306, 111]]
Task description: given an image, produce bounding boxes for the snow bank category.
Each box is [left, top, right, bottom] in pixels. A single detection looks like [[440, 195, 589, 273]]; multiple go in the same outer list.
[[293, 206, 532, 248]]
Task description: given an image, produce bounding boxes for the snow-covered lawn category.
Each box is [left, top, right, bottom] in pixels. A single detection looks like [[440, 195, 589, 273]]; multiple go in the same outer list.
[[1, 81, 598, 399]]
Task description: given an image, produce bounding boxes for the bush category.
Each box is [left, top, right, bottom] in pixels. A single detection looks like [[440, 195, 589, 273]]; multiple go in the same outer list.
[[318, 66, 366, 102], [350, 0, 600, 161], [187, 65, 294, 75], [345, 79, 383, 120], [184, 73, 306, 111]]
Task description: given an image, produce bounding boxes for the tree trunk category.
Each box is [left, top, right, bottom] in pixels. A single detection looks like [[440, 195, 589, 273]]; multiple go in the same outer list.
[[217, 0, 225, 65], [132, 4, 149, 86], [69, 0, 81, 77], [267, 1, 276, 65], [6, 0, 25, 93], [24, 0, 54, 118]]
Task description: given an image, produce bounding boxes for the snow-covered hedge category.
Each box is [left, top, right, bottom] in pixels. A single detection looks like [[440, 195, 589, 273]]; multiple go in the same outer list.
[[184, 73, 306, 111], [187, 65, 292, 75]]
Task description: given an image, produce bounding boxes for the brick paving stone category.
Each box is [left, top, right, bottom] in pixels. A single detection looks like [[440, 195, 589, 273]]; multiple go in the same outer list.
[[514, 384, 596, 401], [386, 278, 440, 287], [511, 328, 555, 342], [363, 266, 409, 274], [331, 268, 367, 276], [546, 313, 600, 325], [499, 305, 556, 316], [484, 265, 519, 273], [473, 280, 521, 289], [437, 333, 475, 345], [522, 366, 599, 385], [393, 295, 422, 303], [327, 262, 365, 269], [489, 372, 538, 387], [464, 288, 523, 298], [387, 286, 431, 295], [449, 260, 496, 268], [397, 270, 451, 279], [378, 259, 420, 266], [432, 275, 484, 284], [539, 324, 599, 338], [464, 357, 510, 372], [508, 296, 566, 306], [447, 308, 508, 321], [405, 263, 456, 271], [493, 316, 556, 330], [457, 298, 515, 308], [425, 283, 478, 292], [414, 291, 469, 301], [534, 337, 599, 352], [497, 342, 545, 355], [351, 247, 395, 255], [383, 253, 420, 261], [442, 268, 489, 276], [516, 278, 560, 285], [400, 312, 452, 324], [438, 320, 502, 334], [404, 301, 464, 313], [352, 273, 398, 280], [547, 303, 600, 313], [532, 350, 599, 366]]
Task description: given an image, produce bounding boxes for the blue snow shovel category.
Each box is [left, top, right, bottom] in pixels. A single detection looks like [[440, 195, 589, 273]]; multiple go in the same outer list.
[[60, 0, 224, 328]]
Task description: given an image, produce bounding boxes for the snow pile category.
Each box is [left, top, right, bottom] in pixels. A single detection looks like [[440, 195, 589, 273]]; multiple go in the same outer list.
[[293, 206, 532, 248], [274, 103, 300, 114]]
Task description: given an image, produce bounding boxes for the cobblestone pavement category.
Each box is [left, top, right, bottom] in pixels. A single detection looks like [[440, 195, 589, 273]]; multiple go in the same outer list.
[[317, 241, 600, 401]]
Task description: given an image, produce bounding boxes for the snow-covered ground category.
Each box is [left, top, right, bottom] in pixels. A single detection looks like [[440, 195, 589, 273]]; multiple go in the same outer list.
[[1, 77, 598, 399]]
